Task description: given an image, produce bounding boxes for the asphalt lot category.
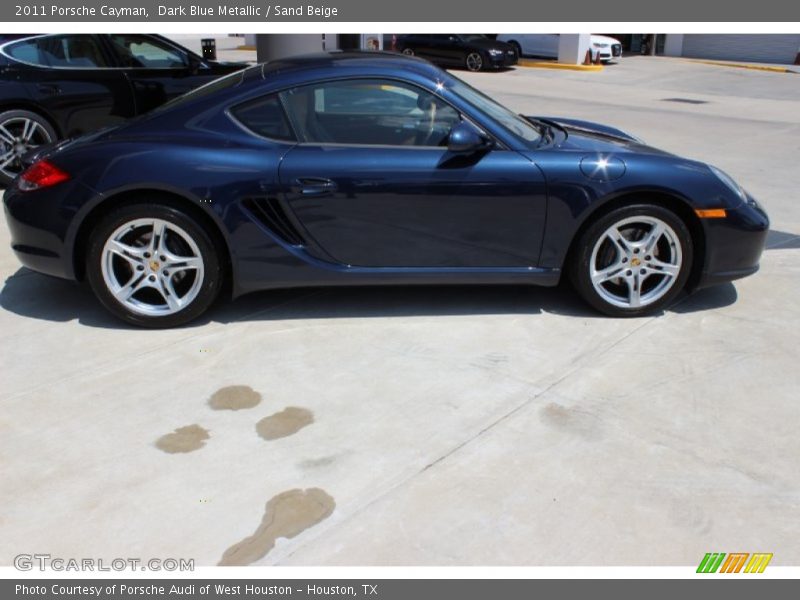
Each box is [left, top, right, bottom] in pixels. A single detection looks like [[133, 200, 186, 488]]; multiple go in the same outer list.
[[1, 54, 799, 567]]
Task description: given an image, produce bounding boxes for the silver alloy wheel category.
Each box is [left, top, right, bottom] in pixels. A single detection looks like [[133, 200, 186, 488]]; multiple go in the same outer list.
[[101, 218, 205, 317], [589, 215, 682, 309], [402, 48, 414, 56], [466, 52, 483, 71], [0, 116, 53, 179]]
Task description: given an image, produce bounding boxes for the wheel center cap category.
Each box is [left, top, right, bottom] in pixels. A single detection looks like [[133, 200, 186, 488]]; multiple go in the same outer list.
[[631, 257, 642, 267], [149, 260, 160, 272]]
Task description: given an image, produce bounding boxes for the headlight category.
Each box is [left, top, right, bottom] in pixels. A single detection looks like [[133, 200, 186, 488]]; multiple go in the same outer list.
[[488, 49, 503, 56], [709, 165, 747, 202]]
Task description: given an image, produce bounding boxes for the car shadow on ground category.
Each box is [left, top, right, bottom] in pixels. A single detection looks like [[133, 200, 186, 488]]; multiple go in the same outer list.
[[1, 266, 739, 330], [766, 229, 800, 250]]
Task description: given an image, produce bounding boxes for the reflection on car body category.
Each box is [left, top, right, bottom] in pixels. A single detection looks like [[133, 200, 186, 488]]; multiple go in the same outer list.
[[0, 33, 249, 184]]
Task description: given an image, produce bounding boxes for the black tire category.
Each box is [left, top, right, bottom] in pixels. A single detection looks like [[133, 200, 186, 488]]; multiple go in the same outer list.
[[0, 109, 58, 186], [401, 48, 414, 56], [465, 51, 484, 72], [509, 41, 522, 58], [86, 201, 224, 328], [569, 203, 693, 317]]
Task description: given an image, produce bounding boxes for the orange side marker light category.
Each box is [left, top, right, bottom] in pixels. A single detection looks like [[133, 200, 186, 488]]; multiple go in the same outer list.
[[695, 208, 727, 218]]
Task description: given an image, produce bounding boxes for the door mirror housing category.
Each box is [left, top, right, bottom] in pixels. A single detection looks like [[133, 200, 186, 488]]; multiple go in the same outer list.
[[447, 122, 493, 154], [187, 53, 205, 73]]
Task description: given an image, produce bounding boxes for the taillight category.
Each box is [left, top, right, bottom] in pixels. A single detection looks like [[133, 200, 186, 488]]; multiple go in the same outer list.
[[18, 160, 70, 192]]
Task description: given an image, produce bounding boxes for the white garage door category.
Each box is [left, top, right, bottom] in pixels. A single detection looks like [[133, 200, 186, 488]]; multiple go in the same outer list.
[[682, 34, 800, 64]]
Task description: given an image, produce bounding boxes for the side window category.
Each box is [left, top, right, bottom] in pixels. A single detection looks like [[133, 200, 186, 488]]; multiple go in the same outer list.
[[4, 39, 40, 64], [108, 34, 188, 69], [279, 79, 461, 147], [230, 95, 295, 141], [6, 35, 108, 68]]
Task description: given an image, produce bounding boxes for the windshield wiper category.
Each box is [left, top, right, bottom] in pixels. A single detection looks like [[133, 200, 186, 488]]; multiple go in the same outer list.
[[541, 124, 554, 144], [520, 115, 554, 145]]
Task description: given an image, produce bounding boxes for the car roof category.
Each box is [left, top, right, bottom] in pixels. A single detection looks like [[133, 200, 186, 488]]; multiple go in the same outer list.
[[105, 51, 452, 138], [258, 51, 441, 79], [0, 33, 202, 62]]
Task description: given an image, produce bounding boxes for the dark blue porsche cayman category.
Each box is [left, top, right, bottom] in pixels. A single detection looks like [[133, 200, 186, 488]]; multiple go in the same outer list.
[[3, 52, 769, 327]]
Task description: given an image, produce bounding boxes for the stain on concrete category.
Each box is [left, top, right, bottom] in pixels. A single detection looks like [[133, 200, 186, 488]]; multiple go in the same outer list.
[[155, 425, 210, 454], [471, 352, 509, 369], [666, 495, 713, 535], [256, 407, 314, 440], [208, 385, 262, 411], [218, 488, 335, 566], [298, 456, 336, 469], [540, 402, 602, 441]]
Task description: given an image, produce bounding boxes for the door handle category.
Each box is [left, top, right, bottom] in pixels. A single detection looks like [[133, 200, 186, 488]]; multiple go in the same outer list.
[[37, 84, 61, 95], [293, 177, 337, 196]]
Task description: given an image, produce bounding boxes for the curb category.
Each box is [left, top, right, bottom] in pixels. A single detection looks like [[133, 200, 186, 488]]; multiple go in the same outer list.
[[236, 45, 256, 51], [517, 59, 603, 72], [684, 58, 796, 74]]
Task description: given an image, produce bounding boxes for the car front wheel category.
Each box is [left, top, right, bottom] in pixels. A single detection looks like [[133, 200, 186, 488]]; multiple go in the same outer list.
[[465, 52, 484, 71], [86, 202, 224, 328], [570, 204, 693, 317]]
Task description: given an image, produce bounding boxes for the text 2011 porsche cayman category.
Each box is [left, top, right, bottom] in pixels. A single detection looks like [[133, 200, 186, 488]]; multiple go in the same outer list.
[[3, 52, 768, 327]]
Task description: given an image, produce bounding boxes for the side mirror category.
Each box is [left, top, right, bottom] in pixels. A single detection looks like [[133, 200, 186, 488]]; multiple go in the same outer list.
[[447, 122, 493, 154], [187, 53, 205, 73]]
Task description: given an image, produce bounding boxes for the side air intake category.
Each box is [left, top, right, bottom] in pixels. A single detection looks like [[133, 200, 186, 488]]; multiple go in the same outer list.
[[242, 197, 306, 247]]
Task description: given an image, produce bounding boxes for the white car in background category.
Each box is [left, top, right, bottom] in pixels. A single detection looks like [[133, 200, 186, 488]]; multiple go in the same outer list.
[[497, 34, 622, 62]]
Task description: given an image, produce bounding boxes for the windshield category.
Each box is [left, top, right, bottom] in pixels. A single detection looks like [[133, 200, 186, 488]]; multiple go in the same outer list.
[[445, 74, 542, 146]]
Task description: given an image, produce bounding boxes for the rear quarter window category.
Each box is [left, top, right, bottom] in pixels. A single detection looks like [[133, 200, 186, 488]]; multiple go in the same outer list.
[[230, 94, 295, 142], [4, 39, 40, 64]]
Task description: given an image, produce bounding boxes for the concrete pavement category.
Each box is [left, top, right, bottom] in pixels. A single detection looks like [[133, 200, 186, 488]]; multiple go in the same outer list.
[[1, 56, 798, 567]]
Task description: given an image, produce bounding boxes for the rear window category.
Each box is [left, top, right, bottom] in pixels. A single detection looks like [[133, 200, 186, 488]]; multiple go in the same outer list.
[[230, 94, 295, 141]]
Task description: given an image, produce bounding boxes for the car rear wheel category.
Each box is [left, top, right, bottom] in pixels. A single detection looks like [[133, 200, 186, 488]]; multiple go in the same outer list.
[[465, 52, 484, 71], [0, 109, 57, 186], [570, 204, 693, 317], [86, 202, 224, 328]]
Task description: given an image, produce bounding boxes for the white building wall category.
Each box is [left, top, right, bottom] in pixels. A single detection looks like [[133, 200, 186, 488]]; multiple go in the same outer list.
[[663, 34, 684, 57], [679, 34, 800, 64], [557, 34, 592, 64]]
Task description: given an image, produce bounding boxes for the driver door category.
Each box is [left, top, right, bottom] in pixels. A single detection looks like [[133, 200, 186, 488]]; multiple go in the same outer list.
[[104, 34, 216, 114], [276, 78, 547, 268]]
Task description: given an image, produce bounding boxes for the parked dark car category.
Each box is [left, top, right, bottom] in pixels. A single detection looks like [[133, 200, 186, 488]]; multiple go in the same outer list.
[[4, 52, 768, 327], [0, 33, 249, 184], [394, 34, 518, 72]]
